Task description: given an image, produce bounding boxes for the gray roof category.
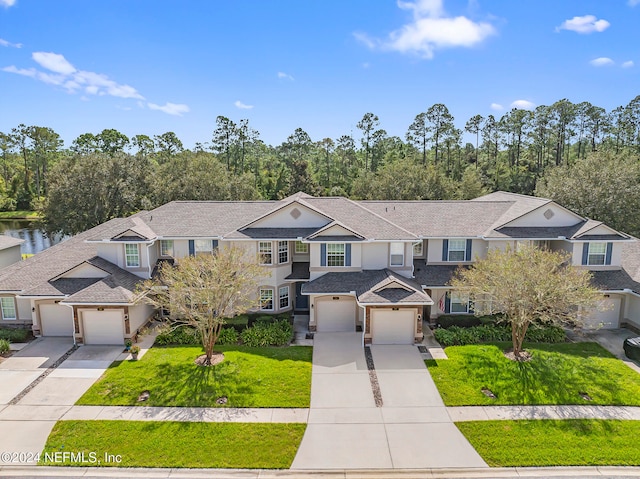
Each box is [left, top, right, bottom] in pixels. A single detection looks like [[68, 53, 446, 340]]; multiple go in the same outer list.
[[413, 262, 463, 287], [303, 269, 432, 304], [226, 228, 319, 240], [0, 235, 24, 250], [591, 240, 640, 294], [286, 262, 310, 280]]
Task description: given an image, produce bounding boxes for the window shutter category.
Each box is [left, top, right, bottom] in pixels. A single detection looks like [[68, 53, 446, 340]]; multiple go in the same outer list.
[[320, 244, 326, 266], [444, 292, 451, 314], [188, 240, 195, 256], [442, 239, 449, 261], [581, 243, 589, 265], [345, 244, 351, 266], [212, 240, 219, 250], [468, 299, 475, 314], [605, 242, 613, 265], [465, 239, 472, 262]]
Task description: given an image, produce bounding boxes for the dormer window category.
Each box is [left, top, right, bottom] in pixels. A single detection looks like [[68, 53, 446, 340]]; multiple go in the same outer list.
[[125, 244, 140, 268]]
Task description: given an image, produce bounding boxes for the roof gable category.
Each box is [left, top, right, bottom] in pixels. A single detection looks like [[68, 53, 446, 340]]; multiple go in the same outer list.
[[497, 202, 583, 229], [52, 262, 110, 280], [240, 200, 333, 230], [308, 222, 364, 240]]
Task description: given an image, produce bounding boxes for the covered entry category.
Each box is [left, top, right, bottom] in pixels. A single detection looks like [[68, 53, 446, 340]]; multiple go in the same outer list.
[[82, 309, 125, 345], [39, 303, 73, 337], [315, 296, 356, 332], [370, 308, 416, 344]]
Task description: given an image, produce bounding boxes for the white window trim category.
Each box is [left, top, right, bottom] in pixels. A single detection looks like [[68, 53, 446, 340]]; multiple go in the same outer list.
[[279, 286, 290, 309], [295, 241, 308, 254], [259, 241, 273, 266], [390, 242, 404, 267], [160, 240, 174, 257], [195, 239, 214, 255], [587, 242, 607, 266], [327, 243, 346, 267], [1, 297, 17, 320], [278, 241, 289, 264], [448, 239, 466, 262], [450, 292, 471, 314], [125, 243, 140, 268], [260, 287, 274, 311], [413, 241, 423, 257]]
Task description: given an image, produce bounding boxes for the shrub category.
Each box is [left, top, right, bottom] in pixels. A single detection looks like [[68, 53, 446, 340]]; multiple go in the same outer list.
[[217, 327, 239, 345], [223, 315, 249, 333], [437, 315, 482, 329], [155, 326, 200, 346], [0, 339, 9, 354], [434, 323, 566, 347], [0, 329, 28, 343], [240, 320, 293, 347]]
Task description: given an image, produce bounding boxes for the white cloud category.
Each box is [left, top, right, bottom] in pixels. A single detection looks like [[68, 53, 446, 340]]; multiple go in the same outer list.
[[490, 103, 503, 111], [2, 65, 35, 77], [277, 71, 294, 81], [234, 100, 254, 110], [32, 52, 76, 75], [0, 38, 22, 48], [622, 60, 634, 68], [590, 57, 614, 67], [557, 15, 610, 34], [510, 100, 535, 110], [147, 102, 190, 116], [0, 0, 16, 7], [355, 0, 496, 59], [629, 0, 640, 6]]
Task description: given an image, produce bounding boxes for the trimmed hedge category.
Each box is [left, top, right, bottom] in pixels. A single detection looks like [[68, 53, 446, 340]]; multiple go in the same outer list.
[[155, 327, 200, 346], [217, 327, 239, 345], [434, 323, 566, 347], [0, 328, 29, 343], [0, 339, 9, 354], [223, 315, 249, 333], [240, 320, 293, 347], [436, 314, 500, 329]]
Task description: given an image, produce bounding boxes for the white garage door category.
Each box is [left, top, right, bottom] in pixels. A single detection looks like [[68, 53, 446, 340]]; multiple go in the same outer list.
[[316, 297, 356, 332], [83, 310, 125, 345], [371, 309, 415, 345], [40, 303, 73, 337], [584, 298, 621, 330]]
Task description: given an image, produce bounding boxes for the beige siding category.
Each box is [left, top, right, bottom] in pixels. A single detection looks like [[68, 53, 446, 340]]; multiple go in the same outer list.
[[128, 303, 155, 333], [16, 298, 32, 321], [250, 204, 330, 228], [96, 244, 118, 264], [0, 246, 21, 269], [571, 242, 622, 268], [61, 263, 109, 279], [505, 204, 581, 227], [361, 243, 387, 270]]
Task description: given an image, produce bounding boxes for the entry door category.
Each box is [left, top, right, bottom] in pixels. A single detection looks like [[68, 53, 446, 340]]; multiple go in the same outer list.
[[295, 282, 309, 310]]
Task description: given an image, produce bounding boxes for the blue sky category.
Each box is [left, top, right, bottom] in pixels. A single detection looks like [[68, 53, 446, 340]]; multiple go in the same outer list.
[[1, 0, 639, 148]]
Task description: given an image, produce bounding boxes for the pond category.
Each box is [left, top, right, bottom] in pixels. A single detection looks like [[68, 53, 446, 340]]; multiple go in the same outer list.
[[0, 220, 67, 255]]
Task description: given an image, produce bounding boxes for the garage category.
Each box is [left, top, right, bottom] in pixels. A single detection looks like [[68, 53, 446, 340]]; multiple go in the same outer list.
[[371, 309, 415, 344], [39, 303, 73, 337], [584, 297, 622, 330], [316, 296, 356, 332], [82, 309, 125, 345]]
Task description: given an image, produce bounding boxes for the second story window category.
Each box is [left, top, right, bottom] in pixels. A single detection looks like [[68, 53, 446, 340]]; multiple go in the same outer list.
[[259, 241, 272, 265], [278, 241, 289, 264], [195, 239, 214, 255], [390, 243, 404, 266], [413, 241, 423, 257], [448, 239, 466, 262], [160, 240, 174, 257], [587, 242, 606, 265], [125, 243, 140, 268], [295, 241, 308, 254], [327, 243, 345, 267]]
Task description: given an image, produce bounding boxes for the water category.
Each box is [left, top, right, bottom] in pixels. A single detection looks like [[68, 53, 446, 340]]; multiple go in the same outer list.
[[0, 220, 66, 255]]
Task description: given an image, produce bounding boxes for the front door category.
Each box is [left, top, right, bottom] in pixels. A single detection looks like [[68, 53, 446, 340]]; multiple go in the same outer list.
[[295, 282, 309, 311]]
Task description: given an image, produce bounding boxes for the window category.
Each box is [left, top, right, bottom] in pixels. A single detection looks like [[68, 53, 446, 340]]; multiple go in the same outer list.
[[327, 243, 345, 267], [295, 241, 308, 254], [413, 241, 423, 257], [125, 243, 140, 268], [160, 240, 174, 257], [1, 297, 16, 320], [259, 242, 272, 265], [195, 239, 214, 255], [279, 286, 289, 309], [450, 292, 470, 314], [588, 242, 606, 266], [390, 243, 404, 266], [278, 241, 289, 264], [448, 239, 466, 262], [260, 288, 274, 310]]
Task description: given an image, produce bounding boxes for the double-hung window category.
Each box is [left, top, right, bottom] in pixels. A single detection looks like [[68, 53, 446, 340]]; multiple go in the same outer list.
[[0, 297, 16, 320], [160, 240, 174, 257], [259, 242, 272, 265], [278, 241, 289, 264], [587, 242, 606, 266], [195, 239, 214, 256], [450, 292, 470, 314], [390, 243, 404, 266], [327, 244, 345, 267], [279, 286, 289, 309], [125, 243, 140, 268], [448, 239, 466, 262], [260, 288, 274, 310], [295, 241, 308, 254]]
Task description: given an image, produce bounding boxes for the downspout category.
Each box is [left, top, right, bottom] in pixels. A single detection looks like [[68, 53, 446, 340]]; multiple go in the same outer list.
[[361, 304, 366, 348], [62, 302, 76, 346], [146, 242, 154, 279]]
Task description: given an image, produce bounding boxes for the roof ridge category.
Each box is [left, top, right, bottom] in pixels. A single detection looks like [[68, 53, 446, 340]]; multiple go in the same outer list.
[[339, 197, 418, 239]]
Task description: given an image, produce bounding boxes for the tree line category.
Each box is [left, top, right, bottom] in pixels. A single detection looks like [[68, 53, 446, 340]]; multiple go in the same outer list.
[[1, 94, 640, 236]]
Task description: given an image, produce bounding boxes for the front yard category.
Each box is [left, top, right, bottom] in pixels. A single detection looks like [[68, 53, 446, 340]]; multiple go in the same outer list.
[[77, 345, 313, 407], [43, 420, 306, 468], [426, 342, 640, 406]]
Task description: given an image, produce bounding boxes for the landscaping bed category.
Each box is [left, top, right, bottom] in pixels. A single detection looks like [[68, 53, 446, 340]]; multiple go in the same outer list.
[[77, 345, 312, 407], [426, 342, 640, 406], [457, 419, 640, 466], [42, 420, 305, 468]]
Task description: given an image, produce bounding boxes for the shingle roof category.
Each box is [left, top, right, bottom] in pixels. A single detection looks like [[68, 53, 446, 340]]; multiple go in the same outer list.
[[412, 261, 466, 287], [226, 227, 319, 240], [0, 235, 24, 250], [63, 257, 141, 304], [591, 240, 640, 294], [285, 262, 310, 280]]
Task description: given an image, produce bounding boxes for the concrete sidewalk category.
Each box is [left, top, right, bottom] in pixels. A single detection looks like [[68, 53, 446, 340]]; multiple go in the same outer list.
[[449, 405, 640, 421]]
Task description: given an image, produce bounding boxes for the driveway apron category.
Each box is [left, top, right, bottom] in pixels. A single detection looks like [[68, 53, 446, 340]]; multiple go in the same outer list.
[[292, 333, 487, 470]]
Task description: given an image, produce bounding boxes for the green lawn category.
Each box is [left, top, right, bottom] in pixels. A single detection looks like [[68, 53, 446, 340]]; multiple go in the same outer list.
[[77, 345, 312, 407], [457, 420, 640, 466], [426, 342, 640, 406], [0, 210, 40, 220], [42, 420, 305, 468]]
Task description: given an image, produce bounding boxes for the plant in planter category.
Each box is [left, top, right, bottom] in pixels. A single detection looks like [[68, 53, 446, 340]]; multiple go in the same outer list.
[[130, 345, 141, 360], [124, 339, 132, 351]]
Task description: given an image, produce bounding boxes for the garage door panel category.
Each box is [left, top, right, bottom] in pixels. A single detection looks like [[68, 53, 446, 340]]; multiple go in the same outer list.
[[83, 310, 124, 345], [372, 309, 415, 345], [584, 298, 621, 330], [317, 298, 356, 332], [40, 304, 73, 337]]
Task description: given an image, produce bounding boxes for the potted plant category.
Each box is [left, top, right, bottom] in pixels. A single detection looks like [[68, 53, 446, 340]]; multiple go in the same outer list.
[[130, 344, 140, 360], [124, 339, 132, 351]]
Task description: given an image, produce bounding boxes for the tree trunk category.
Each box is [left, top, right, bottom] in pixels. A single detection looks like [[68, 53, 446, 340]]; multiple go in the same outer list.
[[511, 321, 530, 358]]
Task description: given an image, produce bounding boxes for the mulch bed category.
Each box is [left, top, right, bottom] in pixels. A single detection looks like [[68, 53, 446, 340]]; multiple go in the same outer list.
[[194, 352, 225, 367]]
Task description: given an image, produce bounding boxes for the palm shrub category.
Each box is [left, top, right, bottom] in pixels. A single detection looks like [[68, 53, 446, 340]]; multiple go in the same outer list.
[[0, 339, 10, 354]]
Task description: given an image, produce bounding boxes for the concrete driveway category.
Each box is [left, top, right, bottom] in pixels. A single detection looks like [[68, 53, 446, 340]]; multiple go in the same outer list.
[[0, 344, 122, 465], [292, 333, 486, 470]]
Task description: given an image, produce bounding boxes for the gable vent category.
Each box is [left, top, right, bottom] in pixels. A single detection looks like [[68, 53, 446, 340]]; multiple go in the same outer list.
[[543, 208, 555, 220], [290, 208, 301, 220]]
